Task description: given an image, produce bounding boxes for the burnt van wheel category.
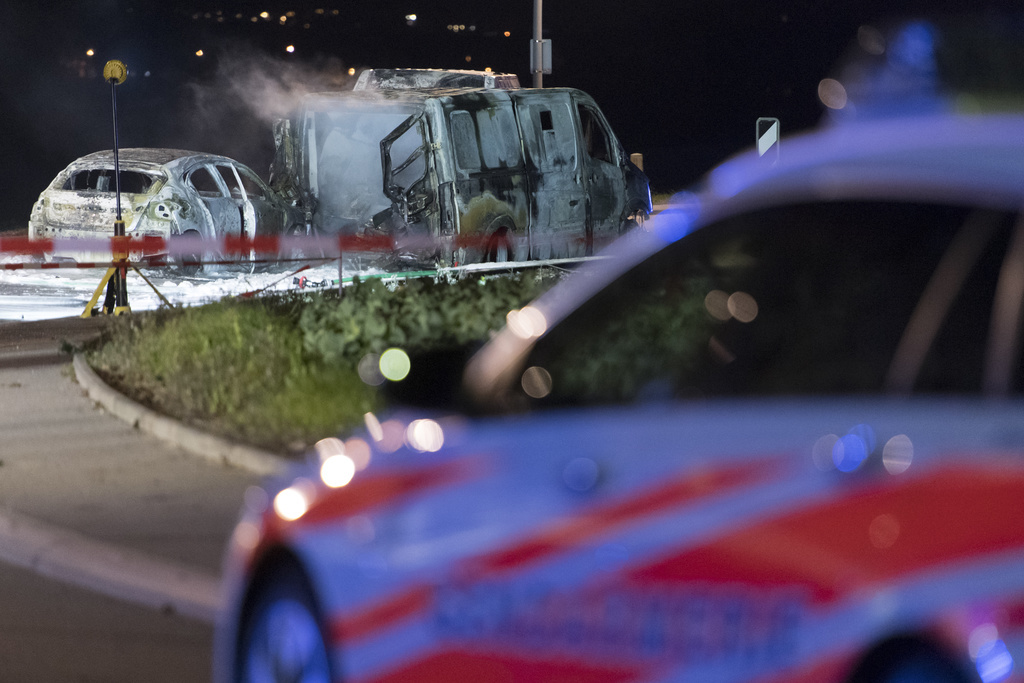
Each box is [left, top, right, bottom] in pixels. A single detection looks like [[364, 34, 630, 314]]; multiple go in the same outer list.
[[486, 232, 512, 263]]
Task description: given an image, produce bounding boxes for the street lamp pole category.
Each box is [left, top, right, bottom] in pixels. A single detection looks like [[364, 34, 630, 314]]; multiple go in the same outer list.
[[532, 0, 543, 88]]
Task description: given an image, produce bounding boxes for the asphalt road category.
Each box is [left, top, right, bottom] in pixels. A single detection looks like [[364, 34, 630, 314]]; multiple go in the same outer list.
[[0, 316, 266, 681]]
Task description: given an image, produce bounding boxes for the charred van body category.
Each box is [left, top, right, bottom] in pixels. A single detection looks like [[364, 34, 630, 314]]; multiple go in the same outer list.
[[270, 69, 651, 267]]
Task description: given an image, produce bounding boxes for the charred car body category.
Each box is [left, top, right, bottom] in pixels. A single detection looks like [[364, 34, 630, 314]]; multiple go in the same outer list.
[[270, 69, 651, 265], [29, 149, 299, 272]]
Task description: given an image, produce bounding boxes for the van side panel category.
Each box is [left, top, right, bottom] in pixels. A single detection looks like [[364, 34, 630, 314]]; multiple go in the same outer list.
[[512, 90, 588, 259], [445, 93, 531, 262]]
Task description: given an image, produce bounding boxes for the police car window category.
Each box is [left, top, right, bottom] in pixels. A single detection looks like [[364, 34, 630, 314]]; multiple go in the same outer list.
[[522, 201, 990, 406], [188, 167, 224, 197]]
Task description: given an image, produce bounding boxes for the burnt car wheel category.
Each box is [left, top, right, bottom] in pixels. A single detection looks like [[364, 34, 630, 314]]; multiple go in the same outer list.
[[172, 229, 203, 277], [236, 558, 332, 683]]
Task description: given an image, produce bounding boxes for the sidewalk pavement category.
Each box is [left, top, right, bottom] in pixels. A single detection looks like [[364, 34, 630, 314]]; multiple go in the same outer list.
[[0, 315, 284, 619]]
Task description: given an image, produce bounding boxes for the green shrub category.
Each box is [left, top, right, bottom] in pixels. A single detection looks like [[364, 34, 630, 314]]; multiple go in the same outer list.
[[87, 270, 562, 454]]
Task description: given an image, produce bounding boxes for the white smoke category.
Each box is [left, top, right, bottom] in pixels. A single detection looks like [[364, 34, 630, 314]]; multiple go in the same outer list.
[[179, 43, 362, 178]]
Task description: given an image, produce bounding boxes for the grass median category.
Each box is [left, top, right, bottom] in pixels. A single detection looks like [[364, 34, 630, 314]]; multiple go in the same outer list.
[[85, 271, 561, 455]]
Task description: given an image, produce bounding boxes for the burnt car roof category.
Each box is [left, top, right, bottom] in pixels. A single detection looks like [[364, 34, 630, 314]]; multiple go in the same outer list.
[[71, 148, 240, 169]]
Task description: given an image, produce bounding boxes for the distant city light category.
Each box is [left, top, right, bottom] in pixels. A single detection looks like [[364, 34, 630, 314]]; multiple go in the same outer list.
[[348, 67, 356, 76], [86, 49, 94, 57], [286, 45, 295, 53], [260, 11, 269, 19], [405, 13, 417, 22], [504, 31, 511, 37], [279, 15, 287, 23], [195, 49, 204, 57], [465, 55, 472, 62]]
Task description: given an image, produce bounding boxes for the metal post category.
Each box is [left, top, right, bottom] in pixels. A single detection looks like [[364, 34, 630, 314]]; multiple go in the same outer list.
[[102, 60, 130, 314], [532, 0, 543, 88]]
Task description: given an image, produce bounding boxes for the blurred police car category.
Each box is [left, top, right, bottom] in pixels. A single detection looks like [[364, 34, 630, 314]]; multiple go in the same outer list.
[[216, 111, 1024, 683]]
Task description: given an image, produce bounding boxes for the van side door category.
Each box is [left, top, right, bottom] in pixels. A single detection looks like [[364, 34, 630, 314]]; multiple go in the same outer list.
[[574, 96, 627, 254], [512, 90, 587, 259], [447, 97, 530, 262]]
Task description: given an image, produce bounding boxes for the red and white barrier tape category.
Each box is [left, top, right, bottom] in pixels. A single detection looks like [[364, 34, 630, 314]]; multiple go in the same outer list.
[[0, 232, 597, 270]]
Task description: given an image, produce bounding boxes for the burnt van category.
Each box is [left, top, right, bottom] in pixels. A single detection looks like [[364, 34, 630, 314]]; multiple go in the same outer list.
[[270, 68, 651, 265]]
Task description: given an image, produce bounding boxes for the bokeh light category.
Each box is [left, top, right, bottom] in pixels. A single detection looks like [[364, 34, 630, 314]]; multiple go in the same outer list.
[[344, 437, 372, 470], [704, 290, 731, 321], [818, 78, 849, 109], [882, 434, 914, 474], [377, 419, 407, 453], [358, 353, 385, 386], [812, 434, 840, 471], [507, 306, 548, 339], [379, 348, 411, 381], [232, 521, 260, 550], [521, 366, 553, 398], [833, 432, 870, 472], [868, 513, 900, 548], [727, 291, 758, 322], [321, 454, 356, 488], [363, 412, 384, 442], [314, 437, 346, 461], [858, 25, 886, 55], [406, 419, 444, 452], [274, 481, 313, 521]]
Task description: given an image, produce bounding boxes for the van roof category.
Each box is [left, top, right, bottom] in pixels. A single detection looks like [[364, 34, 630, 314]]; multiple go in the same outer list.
[[355, 68, 521, 91]]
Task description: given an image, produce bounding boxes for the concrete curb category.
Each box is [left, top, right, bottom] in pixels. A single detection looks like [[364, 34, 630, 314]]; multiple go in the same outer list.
[[73, 354, 288, 477], [0, 505, 221, 623]]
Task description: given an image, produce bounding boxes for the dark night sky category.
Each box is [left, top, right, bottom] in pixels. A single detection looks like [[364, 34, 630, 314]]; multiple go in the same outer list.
[[0, 1, 1019, 228]]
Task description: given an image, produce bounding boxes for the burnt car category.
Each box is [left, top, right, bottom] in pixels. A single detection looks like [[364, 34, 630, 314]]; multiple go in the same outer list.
[[270, 68, 652, 266], [28, 149, 300, 273], [215, 111, 1024, 683]]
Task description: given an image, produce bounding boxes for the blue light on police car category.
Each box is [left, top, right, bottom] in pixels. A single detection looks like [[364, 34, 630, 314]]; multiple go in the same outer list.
[[976, 639, 1014, 683], [652, 192, 700, 244], [832, 424, 876, 472]]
